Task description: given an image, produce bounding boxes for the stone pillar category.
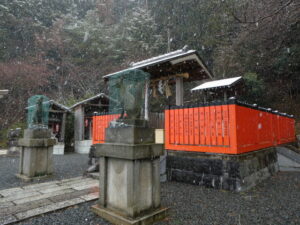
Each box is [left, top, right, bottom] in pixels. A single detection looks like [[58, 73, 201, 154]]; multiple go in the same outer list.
[[91, 123, 168, 225], [17, 128, 56, 181], [60, 112, 67, 142]]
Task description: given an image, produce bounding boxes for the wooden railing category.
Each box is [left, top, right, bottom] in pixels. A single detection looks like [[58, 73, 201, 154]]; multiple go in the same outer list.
[[148, 112, 165, 129]]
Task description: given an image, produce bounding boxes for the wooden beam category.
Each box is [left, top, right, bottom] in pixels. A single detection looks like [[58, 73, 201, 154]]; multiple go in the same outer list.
[[176, 77, 184, 106], [49, 110, 65, 113], [150, 72, 189, 83], [144, 80, 150, 120], [60, 112, 67, 142]]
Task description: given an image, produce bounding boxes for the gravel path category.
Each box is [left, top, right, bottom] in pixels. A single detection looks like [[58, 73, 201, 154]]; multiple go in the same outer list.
[[1, 154, 299, 225], [0, 153, 88, 190]]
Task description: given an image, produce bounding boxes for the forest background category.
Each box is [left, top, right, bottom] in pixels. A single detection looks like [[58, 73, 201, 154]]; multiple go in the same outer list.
[[0, 0, 299, 143]]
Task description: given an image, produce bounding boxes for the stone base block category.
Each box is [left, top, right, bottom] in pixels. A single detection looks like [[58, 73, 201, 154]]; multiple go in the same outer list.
[[91, 205, 168, 225], [105, 127, 154, 144], [15, 173, 52, 182], [19, 146, 54, 178], [167, 148, 278, 192], [53, 144, 65, 155], [75, 140, 92, 154], [24, 128, 51, 139]]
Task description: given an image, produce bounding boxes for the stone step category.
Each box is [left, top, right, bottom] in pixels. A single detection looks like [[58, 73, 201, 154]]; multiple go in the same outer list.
[[276, 146, 300, 171]]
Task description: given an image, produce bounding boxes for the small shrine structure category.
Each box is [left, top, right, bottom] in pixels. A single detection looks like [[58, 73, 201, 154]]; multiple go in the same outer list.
[[25, 100, 70, 155], [91, 49, 295, 191], [191, 76, 244, 102], [70, 93, 109, 154]]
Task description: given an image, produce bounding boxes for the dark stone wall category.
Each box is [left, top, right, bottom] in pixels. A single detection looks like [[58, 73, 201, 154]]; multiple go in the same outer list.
[[167, 148, 278, 191]]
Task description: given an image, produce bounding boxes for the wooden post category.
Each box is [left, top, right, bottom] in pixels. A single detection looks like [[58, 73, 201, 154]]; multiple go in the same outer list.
[[60, 112, 67, 143], [74, 105, 84, 141], [224, 91, 227, 101], [144, 80, 150, 120], [176, 77, 183, 106]]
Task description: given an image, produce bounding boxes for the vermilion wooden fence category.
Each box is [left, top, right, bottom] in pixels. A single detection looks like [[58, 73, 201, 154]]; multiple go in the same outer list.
[[165, 102, 295, 154], [92, 112, 164, 144], [92, 114, 120, 144], [92, 102, 295, 154]]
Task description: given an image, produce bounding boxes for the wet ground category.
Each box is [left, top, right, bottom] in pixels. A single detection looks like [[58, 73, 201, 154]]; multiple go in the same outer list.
[[0, 153, 299, 225]]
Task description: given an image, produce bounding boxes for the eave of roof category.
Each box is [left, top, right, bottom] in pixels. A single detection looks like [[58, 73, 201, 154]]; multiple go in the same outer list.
[[191, 76, 243, 91], [69, 93, 109, 109], [103, 49, 214, 80], [49, 100, 71, 112]]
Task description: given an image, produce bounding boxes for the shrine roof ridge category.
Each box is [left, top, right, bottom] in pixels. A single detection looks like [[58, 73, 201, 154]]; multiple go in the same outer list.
[[103, 48, 214, 80]]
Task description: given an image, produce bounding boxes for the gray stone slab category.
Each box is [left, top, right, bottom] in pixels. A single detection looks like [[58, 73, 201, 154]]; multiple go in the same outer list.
[[2, 186, 54, 198], [22, 183, 59, 191], [39, 185, 72, 194], [13, 188, 74, 205], [59, 178, 93, 186], [80, 192, 99, 201], [0, 198, 52, 217], [70, 181, 98, 191], [0, 191, 39, 203], [15, 198, 85, 220], [59, 176, 85, 183], [48, 189, 91, 203], [0, 201, 14, 209], [0, 187, 23, 197], [0, 215, 17, 225]]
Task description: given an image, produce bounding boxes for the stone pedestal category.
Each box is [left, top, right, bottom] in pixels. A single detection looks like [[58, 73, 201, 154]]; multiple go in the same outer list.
[[16, 129, 56, 181], [92, 126, 168, 225]]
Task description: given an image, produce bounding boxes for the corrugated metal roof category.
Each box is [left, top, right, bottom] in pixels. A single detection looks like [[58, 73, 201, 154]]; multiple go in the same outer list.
[[103, 49, 213, 79], [191, 76, 243, 91]]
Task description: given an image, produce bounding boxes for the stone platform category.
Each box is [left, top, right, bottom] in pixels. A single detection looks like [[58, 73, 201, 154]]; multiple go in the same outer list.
[[91, 205, 168, 225], [167, 147, 278, 191], [0, 177, 99, 225]]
